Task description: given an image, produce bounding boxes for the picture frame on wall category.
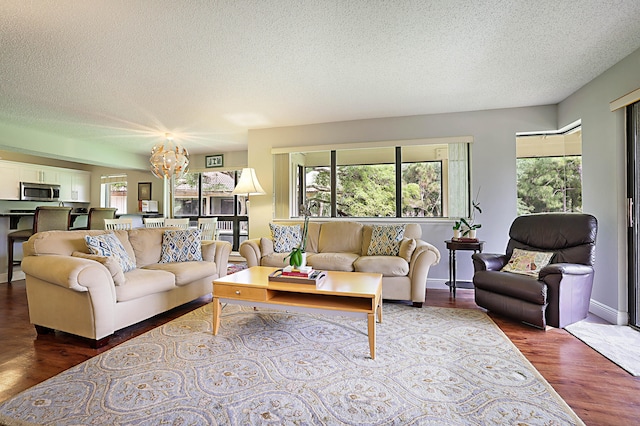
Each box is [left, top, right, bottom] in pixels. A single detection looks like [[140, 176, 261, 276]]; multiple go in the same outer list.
[[138, 182, 152, 200], [206, 154, 224, 168]]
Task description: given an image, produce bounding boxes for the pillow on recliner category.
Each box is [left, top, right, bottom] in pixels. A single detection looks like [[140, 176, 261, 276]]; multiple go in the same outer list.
[[501, 248, 554, 277]]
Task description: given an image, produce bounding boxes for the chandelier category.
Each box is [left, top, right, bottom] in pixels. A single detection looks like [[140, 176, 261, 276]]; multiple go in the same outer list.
[[150, 133, 189, 179]]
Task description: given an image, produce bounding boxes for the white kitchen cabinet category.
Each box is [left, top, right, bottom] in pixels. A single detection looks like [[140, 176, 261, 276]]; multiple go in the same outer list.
[[71, 171, 91, 202], [20, 164, 60, 185], [0, 160, 22, 200], [59, 170, 91, 202]]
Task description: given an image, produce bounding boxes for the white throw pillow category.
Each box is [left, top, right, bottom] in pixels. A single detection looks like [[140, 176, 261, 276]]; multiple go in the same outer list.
[[501, 248, 554, 277]]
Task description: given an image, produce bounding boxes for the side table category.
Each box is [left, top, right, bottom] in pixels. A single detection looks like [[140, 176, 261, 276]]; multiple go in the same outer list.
[[445, 239, 485, 297]]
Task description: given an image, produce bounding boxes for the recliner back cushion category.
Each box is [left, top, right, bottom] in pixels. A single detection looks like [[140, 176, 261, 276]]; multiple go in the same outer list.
[[507, 213, 597, 266], [318, 222, 363, 254]]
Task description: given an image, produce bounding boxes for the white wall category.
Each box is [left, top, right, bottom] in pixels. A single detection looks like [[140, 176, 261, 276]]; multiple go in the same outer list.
[[558, 47, 640, 324], [247, 105, 558, 288], [247, 46, 640, 324]]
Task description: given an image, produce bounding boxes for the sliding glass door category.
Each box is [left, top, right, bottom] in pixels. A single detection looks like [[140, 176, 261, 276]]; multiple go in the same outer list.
[[627, 102, 640, 330]]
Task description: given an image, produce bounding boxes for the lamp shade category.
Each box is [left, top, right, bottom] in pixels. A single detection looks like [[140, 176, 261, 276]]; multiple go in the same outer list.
[[232, 168, 266, 195]]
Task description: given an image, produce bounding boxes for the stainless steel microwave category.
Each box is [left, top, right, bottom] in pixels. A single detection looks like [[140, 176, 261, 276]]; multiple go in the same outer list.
[[20, 182, 61, 201]]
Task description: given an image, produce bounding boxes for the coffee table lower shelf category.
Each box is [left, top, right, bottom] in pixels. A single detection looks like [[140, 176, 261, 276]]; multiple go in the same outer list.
[[212, 267, 383, 359]]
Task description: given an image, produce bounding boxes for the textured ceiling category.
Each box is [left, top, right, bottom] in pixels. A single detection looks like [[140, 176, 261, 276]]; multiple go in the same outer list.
[[1, 0, 640, 159]]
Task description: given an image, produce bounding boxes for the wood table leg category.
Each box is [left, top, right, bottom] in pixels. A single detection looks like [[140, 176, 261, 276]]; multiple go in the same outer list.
[[212, 297, 221, 335], [377, 299, 382, 324], [367, 312, 376, 360]]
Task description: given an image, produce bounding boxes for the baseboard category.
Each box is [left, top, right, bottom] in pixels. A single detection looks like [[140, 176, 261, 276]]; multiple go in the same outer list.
[[427, 278, 451, 290], [589, 298, 628, 325], [1, 270, 25, 284]]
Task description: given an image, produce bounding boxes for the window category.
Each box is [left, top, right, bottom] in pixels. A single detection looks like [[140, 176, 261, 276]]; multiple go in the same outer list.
[[286, 140, 470, 219], [171, 170, 247, 250], [100, 175, 127, 214], [516, 125, 582, 215]]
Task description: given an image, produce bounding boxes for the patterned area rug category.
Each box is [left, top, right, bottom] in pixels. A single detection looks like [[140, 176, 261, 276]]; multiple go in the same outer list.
[[0, 304, 584, 425], [565, 321, 640, 376], [226, 262, 248, 275]]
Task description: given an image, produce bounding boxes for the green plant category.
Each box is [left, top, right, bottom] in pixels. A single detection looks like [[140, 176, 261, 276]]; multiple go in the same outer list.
[[284, 202, 314, 268], [461, 189, 482, 236], [453, 220, 462, 231]]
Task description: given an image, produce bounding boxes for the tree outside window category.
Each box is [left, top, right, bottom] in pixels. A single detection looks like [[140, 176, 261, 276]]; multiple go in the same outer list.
[[516, 127, 582, 215]]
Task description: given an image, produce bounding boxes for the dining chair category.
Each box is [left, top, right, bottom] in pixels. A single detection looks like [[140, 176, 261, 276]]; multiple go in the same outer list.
[[104, 218, 134, 230], [164, 218, 189, 229], [143, 217, 165, 228], [7, 206, 72, 283], [87, 207, 118, 230], [197, 217, 219, 240]]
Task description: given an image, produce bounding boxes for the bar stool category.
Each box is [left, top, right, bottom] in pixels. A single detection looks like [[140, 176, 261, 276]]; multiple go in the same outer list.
[[87, 207, 117, 230], [7, 206, 72, 283]]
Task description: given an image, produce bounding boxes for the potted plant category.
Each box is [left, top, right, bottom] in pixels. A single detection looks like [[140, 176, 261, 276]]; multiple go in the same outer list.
[[284, 202, 313, 268], [461, 190, 482, 239], [452, 220, 462, 239]]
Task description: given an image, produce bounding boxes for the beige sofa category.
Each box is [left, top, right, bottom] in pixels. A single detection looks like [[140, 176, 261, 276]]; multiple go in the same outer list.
[[240, 221, 440, 306], [21, 227, 231, 347]]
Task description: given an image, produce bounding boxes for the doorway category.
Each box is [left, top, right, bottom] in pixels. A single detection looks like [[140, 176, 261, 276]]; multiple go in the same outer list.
[[627, 101, 640, 330]]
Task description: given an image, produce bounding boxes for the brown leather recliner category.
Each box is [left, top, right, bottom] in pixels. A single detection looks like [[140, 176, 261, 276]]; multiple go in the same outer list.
[[472, 213, 597, 329]]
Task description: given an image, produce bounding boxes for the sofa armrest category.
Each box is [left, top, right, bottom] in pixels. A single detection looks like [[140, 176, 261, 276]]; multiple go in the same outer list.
[[472, 253, 508, 272], [239, 238, 262, 267], [210, 240, 232, 277], [21, 254, 115, 292], [408, 240, 441, 303]]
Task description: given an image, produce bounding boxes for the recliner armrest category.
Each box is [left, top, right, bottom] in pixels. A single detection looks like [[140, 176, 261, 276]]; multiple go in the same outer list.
[[472, 253, 508, 271], [539, 262, 593, 278]]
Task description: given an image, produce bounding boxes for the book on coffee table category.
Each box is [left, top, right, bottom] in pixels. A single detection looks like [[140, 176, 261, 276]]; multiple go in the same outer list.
[[268, 269, 326, 285]]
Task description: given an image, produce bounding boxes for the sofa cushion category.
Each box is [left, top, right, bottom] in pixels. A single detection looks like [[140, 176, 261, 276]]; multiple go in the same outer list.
[[85, 233, 137, 273], [307, 252, 358, 272], [143, 261, 218, 286], [260, 237, 275, 256], [354, 256, 409, 277], [72, 251, 125, 286], [160, 229, 203, 263], [261, 252, 290, 268], [318, 222, 363, 254], [269, 223, 302, 253], [24, 229, 108, 257], [474, 270, 547, 305], [127, 227, 164, 267], [399, 238, 417, 262], [367, 224, 405, 256], [115, 269, 176, 302]]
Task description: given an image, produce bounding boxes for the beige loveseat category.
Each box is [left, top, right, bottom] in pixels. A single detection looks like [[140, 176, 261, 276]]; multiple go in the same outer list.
[[240, 221, 440, 306], [21, 227, 231, 347]]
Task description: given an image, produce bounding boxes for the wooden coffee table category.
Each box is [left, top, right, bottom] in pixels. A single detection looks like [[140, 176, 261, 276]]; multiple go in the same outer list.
[[212, 266, 383, 359]]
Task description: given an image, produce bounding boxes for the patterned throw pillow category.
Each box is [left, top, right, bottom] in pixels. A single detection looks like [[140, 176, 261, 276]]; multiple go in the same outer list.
[[85, 233, 137, 273], [501, 248, 554, 277], [367, 224, 406, 256], [269, 223, 302, 253], [160, 229, 203, 263]]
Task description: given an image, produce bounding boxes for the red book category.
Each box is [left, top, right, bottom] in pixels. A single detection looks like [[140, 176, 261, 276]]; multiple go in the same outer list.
[[282, 270, 314, 277]]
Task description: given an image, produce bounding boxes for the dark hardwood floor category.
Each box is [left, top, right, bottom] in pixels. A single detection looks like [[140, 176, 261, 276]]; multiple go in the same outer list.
[[1, 280, 639, 425]]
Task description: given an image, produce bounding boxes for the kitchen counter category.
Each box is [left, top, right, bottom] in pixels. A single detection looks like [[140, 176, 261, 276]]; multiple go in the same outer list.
[[0, 211, 88, 230]]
